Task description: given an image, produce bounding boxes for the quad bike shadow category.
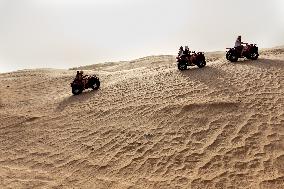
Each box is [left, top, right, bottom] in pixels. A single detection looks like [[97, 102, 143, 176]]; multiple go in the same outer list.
[[56, 89, 100, 112]]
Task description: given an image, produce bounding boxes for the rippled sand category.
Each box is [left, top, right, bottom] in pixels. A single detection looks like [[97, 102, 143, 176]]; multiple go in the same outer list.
[[0, 48, 283, 189]]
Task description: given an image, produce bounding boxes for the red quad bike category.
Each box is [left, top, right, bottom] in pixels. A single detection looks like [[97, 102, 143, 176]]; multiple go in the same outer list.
[[226, 44, 259, 62], [177, 51, 206, 71], [71, 74, 100, 95]]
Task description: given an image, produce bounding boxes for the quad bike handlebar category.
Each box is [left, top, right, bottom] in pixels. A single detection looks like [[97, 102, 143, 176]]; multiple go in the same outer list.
[[244, 43, 257, 46]]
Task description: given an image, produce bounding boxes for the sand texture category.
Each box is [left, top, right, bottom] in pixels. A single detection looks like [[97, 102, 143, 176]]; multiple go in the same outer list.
[[0, 48, 284, 189]]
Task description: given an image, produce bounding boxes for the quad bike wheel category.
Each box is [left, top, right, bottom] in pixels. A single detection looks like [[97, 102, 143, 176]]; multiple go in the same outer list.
[[177, 62, 187, 71], [227, 51, 238, 62], [197, 59, 206, 68], [250, 52, 259, 60], [91, 79, 100, 90], [72, 85, 83, 95]]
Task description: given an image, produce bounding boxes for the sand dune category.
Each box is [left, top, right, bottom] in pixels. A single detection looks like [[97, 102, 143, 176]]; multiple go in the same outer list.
[[0, 48, 284, 189]]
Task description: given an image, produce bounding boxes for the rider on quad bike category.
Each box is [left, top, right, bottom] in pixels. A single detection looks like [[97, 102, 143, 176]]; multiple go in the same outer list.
[[178, 46, 190, 57], [178, 46, 184, 56], [226, 36, 259, 62], [234, 36, 247, 57], [176, 45, 206, 71], [184, 46, 190, 56], [75, 71, 86, 83], [71, 70, 100, 95]]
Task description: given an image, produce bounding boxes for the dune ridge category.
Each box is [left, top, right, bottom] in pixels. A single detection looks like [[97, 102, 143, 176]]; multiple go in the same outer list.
[[0, 48, 284, 189]]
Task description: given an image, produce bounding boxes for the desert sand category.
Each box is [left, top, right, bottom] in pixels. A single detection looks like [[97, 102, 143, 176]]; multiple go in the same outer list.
[[0, 48, 283, 189]]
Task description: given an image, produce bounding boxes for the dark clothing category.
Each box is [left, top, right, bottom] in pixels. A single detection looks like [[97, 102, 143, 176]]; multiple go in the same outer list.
[[184, 49, 189, 55], [235, 45, 243, 56]]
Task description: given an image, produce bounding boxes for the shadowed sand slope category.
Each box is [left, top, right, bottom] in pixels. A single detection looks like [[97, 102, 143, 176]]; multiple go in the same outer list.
[[0, 48, 284, 189]]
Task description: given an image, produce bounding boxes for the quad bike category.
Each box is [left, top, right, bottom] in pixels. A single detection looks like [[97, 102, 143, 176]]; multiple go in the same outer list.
[[177, 51, 206, 71], [71, 74, 100, 95], [226, 44, 259, 62]]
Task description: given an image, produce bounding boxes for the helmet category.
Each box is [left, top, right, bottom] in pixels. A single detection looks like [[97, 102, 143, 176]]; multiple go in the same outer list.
[[185, 46, 189, 50], [79, 71, 84, 74]]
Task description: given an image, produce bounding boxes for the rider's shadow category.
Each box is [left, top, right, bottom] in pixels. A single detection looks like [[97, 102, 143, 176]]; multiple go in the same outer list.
[[56, 89, 100, 112]]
